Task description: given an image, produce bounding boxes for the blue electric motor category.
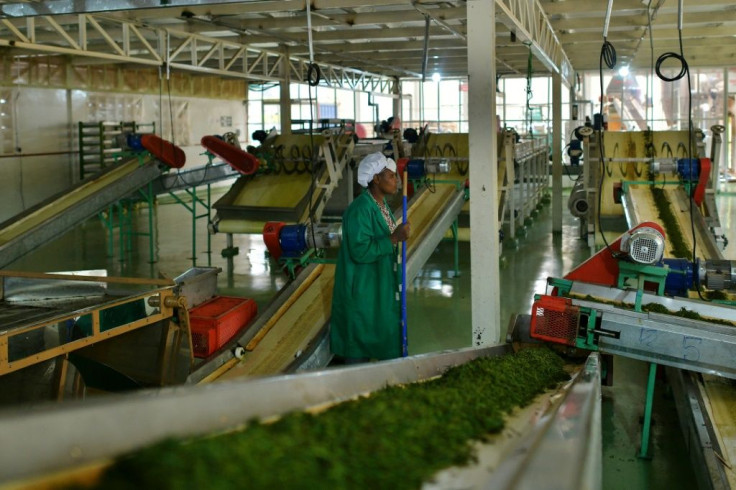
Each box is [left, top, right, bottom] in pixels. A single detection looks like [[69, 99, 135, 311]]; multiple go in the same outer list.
[[676, 158, 700, 181], [663, 258, 696, 297], [126, 133, 145, 151], [279, 224, 308, 258]]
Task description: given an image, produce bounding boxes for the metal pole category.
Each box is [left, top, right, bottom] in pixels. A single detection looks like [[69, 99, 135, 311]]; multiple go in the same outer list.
[[190, 188, 197, 266], [553, 72, 563, 232], [401, 169, 408, 357], [207, 183, 212, 266], [638, 362, 657, 459]]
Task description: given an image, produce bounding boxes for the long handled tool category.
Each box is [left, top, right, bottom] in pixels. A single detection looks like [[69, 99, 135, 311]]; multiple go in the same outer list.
[[401, 169, 408, 357]]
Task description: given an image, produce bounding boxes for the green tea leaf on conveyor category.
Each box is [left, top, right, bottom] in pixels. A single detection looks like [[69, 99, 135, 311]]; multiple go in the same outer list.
[[97, 348, 569, 490]]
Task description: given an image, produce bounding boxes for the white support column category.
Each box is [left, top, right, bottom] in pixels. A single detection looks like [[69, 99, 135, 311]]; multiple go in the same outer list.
[[467, 0, 499, 346], [279, 45, 291, 135], [392, 77, 401, 128], [552, 72, 563, 232], [724, 68, 731, 174]]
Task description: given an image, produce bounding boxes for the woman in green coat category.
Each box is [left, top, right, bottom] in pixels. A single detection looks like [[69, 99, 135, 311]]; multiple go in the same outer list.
[[330, 152, 411, 363]]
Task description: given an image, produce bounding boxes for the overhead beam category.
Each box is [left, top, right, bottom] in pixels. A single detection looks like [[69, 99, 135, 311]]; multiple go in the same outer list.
[[495, 0, 574, 86]]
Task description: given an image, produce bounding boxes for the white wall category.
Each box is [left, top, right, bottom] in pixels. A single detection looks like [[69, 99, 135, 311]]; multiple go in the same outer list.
[[0, 87, 245, 223], [0, 87, 74, 222]]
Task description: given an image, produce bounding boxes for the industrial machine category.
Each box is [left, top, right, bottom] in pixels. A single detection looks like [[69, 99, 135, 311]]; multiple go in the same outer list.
[[509, 222, 736, 460], [0, 267, 261, 403], [566, 125, 728, 253], [208, 128, 354, 264]]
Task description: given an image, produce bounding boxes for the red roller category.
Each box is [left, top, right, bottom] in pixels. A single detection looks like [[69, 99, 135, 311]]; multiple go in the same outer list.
[[140, 134, 186, 169], [201, 135, 259, 175]]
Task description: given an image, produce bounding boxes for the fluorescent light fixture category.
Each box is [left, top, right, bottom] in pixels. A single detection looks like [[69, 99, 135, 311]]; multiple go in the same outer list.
[[618, 65, 629, 77], [432, 72, 441, 83]]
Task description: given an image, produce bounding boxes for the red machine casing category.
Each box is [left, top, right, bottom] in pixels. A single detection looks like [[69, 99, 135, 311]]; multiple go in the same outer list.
[[189, 296, 257, 358], [563, 221, 665, 288], [395, 157, 415, 196], [263, 221, 286, 261], [201, 135, 259, 175], [140, 134, 186, 168], [693, 158, 711, 207], [530, 295, 580, 346]]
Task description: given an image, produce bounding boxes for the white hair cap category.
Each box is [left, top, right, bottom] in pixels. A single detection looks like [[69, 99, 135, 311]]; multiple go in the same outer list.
[[357, 152, 397, 188]]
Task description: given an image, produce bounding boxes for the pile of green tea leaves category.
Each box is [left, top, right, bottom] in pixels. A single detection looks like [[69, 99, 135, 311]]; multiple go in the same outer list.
[[649, 186, 692, 259], [96, 349, 568, 490]]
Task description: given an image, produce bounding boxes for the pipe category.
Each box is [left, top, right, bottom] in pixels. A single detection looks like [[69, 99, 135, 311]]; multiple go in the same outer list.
[[401, 168, 408, 357], [421, 14, 430, 82], [603, 0, 614, 39]]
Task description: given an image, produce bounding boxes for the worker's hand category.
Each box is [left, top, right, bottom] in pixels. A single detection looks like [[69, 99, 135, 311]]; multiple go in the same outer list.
[[391, 222, 411, 244]]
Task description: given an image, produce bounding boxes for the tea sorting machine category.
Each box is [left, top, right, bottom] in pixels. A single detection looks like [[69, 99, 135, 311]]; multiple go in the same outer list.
[[566, 125, 728, 254], [513, 168, 736, 487], [208, 128, 355, 248], [410, 128, 550, 246], [0, 344, 603, 490]]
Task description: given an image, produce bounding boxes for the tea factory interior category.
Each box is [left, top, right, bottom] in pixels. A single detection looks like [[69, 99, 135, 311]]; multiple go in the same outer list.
[[0, 0, 735, 488]]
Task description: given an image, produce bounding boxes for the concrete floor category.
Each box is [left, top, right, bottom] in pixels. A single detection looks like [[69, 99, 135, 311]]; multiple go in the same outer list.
[[11, 179, 736, 489]]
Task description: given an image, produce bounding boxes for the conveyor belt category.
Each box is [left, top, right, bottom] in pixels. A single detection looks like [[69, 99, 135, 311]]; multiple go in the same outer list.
[[151, 162, 239, 195], [621, 179, 736, 489], [0, 156, 162, 269], [0, 346, 602, 490]]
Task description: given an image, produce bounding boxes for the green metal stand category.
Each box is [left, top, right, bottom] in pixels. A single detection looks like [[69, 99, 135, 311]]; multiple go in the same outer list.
[[167, 184, 213, 267], [617, 261, 668, 312], [99, 152, 156, 263], [638, 362, 658, 459]]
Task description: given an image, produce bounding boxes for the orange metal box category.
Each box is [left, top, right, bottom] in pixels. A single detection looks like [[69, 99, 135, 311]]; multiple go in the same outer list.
[[189, 296, 257, 358]]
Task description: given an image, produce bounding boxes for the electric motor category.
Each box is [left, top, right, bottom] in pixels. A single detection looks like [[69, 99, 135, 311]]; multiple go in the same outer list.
[[567, 180, 589, 218], [702, 260, 736, 290], [620, 226, 665, 265]]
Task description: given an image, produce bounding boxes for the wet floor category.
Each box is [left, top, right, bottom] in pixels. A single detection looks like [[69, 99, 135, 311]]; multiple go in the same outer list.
[[10, 180, 736, 489]]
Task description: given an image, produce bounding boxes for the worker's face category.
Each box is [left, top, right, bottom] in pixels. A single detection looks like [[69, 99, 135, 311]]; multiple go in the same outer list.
[[373, 168, 398, 194]]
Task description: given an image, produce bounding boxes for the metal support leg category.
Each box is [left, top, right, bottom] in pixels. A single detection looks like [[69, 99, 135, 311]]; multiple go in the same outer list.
[[190, 188, 197, 266], [226, 233, 235, 275], [452, 219, 459, 278], [206, 184, 212, 266], [638, 362, 657, 459], [118, 202, 125, 262], [146, 184, 155, 264]]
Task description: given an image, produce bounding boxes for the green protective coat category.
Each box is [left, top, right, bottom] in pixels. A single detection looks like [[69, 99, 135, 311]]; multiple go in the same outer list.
[[330, 190, 400, 360]]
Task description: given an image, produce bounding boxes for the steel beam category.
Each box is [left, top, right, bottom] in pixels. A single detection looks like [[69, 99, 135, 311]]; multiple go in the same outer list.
[[0, 14, 398, 94], [495, 0, 574, 86]]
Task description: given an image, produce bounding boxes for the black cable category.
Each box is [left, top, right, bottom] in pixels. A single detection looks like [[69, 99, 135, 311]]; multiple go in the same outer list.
[[307, 63, 321, 87], [647, 0, 655, 129], [597, 37, 618, 257], [653, 7, 706, 301], [155, 66, 182, 192], [600, 40, 617, 70]]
